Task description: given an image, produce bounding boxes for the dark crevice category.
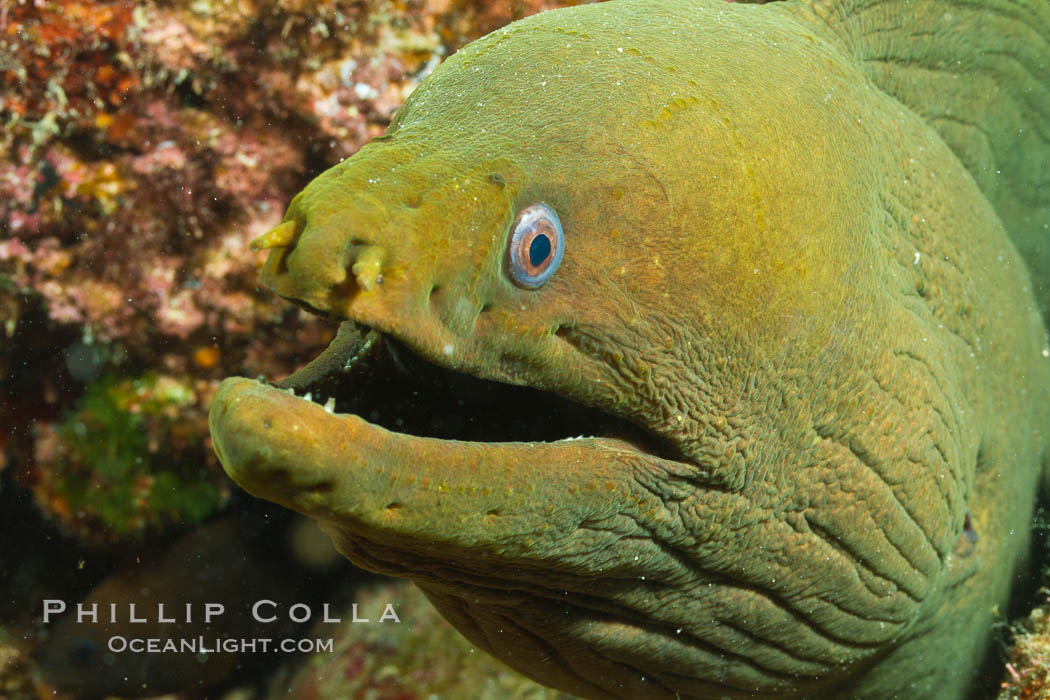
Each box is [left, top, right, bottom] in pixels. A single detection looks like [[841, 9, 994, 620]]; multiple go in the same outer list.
[[277, 294, 345, 323], [274, 322, 681, 460], [975, 442, 988, 473]]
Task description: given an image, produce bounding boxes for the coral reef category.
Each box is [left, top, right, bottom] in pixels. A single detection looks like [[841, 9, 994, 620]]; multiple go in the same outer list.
[[2, 0, 590, 695], [1, 0, 591, 543], [30, 372, 228, 543], [0, 630, 35, 700], [1000, 586, 1050, 699]]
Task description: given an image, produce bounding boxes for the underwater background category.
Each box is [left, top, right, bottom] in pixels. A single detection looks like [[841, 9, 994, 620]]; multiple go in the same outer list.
[[0, 0, 1048, 698], [0, 0, 587, 697]]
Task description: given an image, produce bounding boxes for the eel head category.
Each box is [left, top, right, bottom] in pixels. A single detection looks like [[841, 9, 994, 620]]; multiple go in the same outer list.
[[210, 2, 968, 697]]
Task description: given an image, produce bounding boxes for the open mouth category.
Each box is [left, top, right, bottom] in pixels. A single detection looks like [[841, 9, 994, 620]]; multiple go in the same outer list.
[[209, 315, 693, 541], [270, 320, 670, 454]]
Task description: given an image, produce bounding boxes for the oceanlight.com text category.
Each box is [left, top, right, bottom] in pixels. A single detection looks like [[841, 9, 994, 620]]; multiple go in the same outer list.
[[107, 635, 335, 654]]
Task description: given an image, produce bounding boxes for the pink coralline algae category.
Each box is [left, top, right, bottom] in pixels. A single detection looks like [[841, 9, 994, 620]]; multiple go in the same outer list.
[[0, 0, 596, 351], [1000, 587, 1050, 700], [1, 0, 595, 536]]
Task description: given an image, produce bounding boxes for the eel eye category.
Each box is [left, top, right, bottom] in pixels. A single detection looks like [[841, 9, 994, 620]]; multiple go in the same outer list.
[[506, 202, 564, 289]]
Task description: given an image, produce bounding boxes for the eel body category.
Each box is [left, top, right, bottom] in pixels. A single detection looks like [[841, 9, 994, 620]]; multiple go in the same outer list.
[[209, 0, 1050, 697]]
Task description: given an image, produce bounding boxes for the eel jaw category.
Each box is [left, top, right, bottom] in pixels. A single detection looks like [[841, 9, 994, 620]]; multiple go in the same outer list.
[[209, 376, 653, 554], [208, 321, 677, 566], [207, 350, 832, 699]]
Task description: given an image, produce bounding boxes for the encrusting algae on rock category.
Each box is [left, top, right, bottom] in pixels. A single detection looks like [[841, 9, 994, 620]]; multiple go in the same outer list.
[[1000, 598, 1050, 700], [210, 0, 1050, 698], [0, 0, 593, 544], [32, 372, 228, 543]]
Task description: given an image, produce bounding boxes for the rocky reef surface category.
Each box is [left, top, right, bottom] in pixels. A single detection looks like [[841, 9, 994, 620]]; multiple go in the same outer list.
[[2, 0, 587, 545], [1, 0, 585, 696]]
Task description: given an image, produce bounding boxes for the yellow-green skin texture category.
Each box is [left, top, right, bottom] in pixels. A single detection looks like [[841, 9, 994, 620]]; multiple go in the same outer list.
[[209, 0, 1050, 697]]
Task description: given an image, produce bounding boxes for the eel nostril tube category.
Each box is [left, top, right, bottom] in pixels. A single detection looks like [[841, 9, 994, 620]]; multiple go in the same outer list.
[[250, 220, 299, 252], [351, 245, 385, 291]]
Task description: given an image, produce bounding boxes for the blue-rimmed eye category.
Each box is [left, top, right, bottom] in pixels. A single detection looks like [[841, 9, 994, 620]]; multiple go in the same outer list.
[[506, 203, 564, 289]]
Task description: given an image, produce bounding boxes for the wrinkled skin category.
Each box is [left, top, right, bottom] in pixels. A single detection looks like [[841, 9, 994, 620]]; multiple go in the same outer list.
[[209, 0, 1050, 697]]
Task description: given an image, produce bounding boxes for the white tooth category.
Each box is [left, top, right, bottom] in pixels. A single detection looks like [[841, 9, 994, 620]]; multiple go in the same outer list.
[[324, 397, 336, 413], [304, 392, 313, 403]]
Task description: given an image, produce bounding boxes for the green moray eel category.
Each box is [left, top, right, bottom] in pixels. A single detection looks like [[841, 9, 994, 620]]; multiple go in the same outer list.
[[209, 0, 1050, 697]]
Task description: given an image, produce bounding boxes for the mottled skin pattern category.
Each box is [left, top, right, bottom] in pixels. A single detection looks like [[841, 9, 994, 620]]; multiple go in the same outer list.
[[209, 0, 1050, 697]]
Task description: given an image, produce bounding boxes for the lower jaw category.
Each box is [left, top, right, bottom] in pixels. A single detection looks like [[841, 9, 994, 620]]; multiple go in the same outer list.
[[208, 371, 658, 553]]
